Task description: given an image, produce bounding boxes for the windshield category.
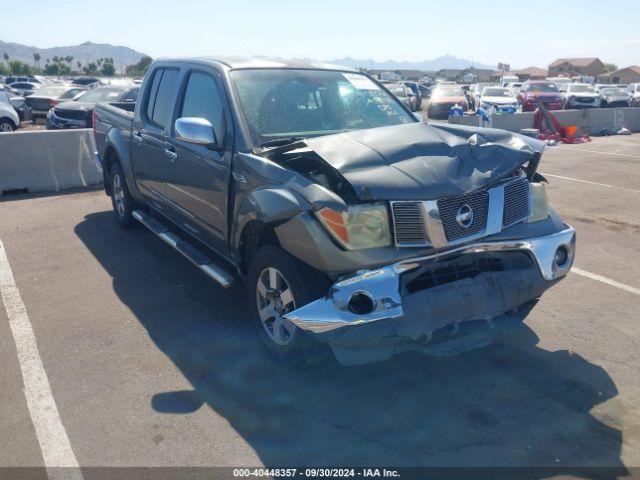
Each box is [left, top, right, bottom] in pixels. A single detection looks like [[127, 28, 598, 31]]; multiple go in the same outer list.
[[230, 69, 415, 147], [386, 85, 407, 97], [527, 83, 559, 93], [76, 87, 125, 103], [432, 86, 464, 98], [569, 84, 595, 93], [483, 88, 511, 97], [33, 86, 68, 97], [603, 88, 627, 96]]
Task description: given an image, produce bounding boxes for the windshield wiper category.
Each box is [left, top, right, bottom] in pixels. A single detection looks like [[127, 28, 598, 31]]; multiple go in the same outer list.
[[260, 137, 304, 149]]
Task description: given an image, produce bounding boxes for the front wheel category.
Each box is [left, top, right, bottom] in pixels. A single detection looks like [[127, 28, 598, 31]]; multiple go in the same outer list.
[[0, 118, 16, 132], [248, 245, 330, 364]]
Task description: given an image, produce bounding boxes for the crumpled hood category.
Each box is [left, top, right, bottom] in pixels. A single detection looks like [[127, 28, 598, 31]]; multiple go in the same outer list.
[[302, 122, 543, 201]]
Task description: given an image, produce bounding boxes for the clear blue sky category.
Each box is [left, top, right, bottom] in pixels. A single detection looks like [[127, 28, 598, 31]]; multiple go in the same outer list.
[[1, 0, 639, 68]]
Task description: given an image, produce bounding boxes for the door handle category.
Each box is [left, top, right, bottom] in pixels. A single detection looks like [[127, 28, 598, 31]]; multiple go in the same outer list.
[[165, 144, 177, 162], [132, 130, 143, 145]]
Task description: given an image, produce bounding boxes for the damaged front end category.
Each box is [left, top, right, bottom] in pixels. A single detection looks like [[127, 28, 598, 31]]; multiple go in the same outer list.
[[253, 122, 575, 365]]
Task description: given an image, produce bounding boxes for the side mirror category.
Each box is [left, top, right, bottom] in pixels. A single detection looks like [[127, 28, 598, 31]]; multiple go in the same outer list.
[[175, 117, 220, 150]]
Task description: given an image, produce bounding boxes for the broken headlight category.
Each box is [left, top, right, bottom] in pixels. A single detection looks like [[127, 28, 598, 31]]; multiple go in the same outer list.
[[317, 204, 391, 250], [527, 182, 550, 223]]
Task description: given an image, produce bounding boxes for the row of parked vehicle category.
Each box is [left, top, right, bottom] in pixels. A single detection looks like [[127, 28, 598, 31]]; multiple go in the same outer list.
[[0, 75, 139, 132]]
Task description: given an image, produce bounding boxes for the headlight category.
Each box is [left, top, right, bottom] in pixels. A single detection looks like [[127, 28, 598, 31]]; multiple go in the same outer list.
[[527, 182, 549, 223], [317, 204, 391, 250]]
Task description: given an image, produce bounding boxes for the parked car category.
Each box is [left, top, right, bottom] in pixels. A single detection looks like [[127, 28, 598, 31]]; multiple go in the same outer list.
[[627, 83, 640, 107], [46, 85, 139, 129], [93, 57, 575, 366], [0, 87, 20, 132], [428, 85, 469, 119], [72, 76, 101, 88], [518, 81, 563, 111], [547, 77, 572, 93], [385, 83, 416, 111], [505, 82, 523, 97], [478, 87, 519, 109], [562, 83, 601, 109], [471, 82, 496, 110], [7, 81, 41, 96], [600, 87, 630, 108], [3, 85, 33, 122], [3, 75, 44, 85], [403, 81, 422, 110], [25, 85, 87, 119]]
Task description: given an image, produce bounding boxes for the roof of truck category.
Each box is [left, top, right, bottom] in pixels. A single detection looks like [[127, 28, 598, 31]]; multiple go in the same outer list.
[[156, 56, 358, 72]]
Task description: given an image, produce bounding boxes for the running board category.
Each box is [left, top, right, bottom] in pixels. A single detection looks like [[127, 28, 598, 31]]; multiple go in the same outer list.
[[132, 210, 234, 288]]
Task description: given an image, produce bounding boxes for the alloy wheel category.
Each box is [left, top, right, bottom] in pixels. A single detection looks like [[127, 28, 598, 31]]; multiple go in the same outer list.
[[112, 174, 125, 218], [256, 267, 297, 346]]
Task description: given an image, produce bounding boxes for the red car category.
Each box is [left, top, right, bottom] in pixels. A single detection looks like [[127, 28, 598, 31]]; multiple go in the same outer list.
[[427, 85, 469, 119], [517, 81, 563, 112]]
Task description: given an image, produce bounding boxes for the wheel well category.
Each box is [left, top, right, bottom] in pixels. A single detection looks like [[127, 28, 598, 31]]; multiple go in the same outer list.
[[239, 221, 281, 274], [0, 117, 16, 130], [103, 147, 118, 195]]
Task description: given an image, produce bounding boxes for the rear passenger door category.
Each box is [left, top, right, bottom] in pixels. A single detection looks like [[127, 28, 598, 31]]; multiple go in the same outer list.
[[131, 67, 180, 206], [164, 69, 232, 254]]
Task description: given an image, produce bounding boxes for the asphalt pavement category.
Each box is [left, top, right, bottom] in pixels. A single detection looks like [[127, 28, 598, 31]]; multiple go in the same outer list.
[[0, 135, 639, 478]]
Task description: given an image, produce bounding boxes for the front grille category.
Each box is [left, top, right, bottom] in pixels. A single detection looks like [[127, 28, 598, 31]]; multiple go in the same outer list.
[[437, 190, 489, 242], [576, 97, 594, 103], [502, 177, 530, 227], [53, 108, 87, 121], [391, 202, 428, 246]]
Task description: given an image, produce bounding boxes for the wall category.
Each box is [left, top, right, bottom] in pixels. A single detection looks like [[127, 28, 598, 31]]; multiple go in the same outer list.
[[0, 129, 101, 196]]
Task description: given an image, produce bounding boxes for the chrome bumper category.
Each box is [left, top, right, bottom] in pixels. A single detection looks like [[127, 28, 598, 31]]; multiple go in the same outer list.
[[285, 225, 575, 336]]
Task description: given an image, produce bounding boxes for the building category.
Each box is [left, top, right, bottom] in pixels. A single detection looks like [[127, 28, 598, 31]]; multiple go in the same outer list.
[[548, 58, 605, 77], [434, 67, 499, 83], [513, 66, 547, 81], [598, 66, 640, 85]]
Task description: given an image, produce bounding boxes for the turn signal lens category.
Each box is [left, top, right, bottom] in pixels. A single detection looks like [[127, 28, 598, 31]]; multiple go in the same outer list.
[[527, 182, 549, 223], [317, 204, 391, 250]]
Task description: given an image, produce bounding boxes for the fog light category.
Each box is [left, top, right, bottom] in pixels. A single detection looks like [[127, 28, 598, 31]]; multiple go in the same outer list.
[[554, 246, 569, 267], [348, 291, 375, 315]]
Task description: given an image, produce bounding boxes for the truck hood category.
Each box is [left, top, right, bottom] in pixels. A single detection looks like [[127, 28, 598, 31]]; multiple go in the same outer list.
[[300, 122, 542, 201]]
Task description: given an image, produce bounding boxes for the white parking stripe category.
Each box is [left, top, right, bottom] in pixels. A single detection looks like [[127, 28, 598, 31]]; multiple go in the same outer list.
[[541, 172, 640, 194], [572, 267, 640, 296], [553, 146, 640, 158], [0, 240, 83, 480]]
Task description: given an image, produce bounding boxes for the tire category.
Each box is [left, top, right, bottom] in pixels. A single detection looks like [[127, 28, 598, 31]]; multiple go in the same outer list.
[[247, 245, 331, 364], [0, 118, 16, 132], [109, 162, 138, 229]]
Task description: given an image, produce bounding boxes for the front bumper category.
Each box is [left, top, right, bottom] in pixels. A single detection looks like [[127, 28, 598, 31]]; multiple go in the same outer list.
[[285, 225, 575, 364]]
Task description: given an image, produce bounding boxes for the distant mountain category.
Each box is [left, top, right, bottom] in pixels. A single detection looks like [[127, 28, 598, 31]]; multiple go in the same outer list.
[[0, 40, 147, 70], [330, 55, 497, 72]]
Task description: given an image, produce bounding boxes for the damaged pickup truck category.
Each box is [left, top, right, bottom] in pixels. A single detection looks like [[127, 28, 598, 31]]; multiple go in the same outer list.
[[93, 57, 575, 365]]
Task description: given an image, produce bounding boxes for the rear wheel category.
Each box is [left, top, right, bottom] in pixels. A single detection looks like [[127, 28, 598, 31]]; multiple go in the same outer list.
[[109, 162, 138, 229], [0, 118, 16, 132], [248, 245, 330, 364]]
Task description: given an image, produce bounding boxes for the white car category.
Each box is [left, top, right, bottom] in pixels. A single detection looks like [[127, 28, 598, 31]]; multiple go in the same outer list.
[[471, 82, 497, 109], [626, 83, 640, 107], [479, 87, 519, 110], [0, 87, 21, 132], [563, 83, 601, 109], [505, 82, 523, 97]]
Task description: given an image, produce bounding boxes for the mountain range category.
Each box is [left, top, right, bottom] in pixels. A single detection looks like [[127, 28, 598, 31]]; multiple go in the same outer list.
[[330, 55, 497, 71], [0, 40, 147, 69]]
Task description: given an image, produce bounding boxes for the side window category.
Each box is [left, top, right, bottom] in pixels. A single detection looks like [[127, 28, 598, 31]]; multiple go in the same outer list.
[[144, 69, 164, 123], [151, 69, 179, 129], [179, 72, 225, 141], [123, 88, 139, 102]]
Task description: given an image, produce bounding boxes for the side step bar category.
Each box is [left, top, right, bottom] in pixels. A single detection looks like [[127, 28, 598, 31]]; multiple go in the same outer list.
[[132, 210, 235, 288]]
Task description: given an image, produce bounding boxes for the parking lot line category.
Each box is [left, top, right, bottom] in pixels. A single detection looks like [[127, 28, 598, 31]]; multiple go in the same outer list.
[[541, 172, 640, 194], [0, 239, 83, 480], [572, 267, 640, 296], [554, 146, 640, 159]]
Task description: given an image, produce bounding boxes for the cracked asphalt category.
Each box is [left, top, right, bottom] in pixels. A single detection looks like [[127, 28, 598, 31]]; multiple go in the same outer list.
[[0, 135, 639, 477]]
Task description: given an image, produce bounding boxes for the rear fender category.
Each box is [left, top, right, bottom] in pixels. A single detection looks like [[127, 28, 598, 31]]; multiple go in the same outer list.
[[103, 127, 144, 202]]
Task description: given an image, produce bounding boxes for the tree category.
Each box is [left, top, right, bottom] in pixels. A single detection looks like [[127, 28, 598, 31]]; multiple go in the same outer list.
[[77, 60, 82, 72], [2, 53, 9, 68], [0, 63, 8, 75], [603, 63, 618, 73], [83, 62, 98, 75], [9, 60, 33, 75], [100, 57, 116, 76], [43, 63, 60, 75], [33, 52, 41, 70], [125, 56, 153, 76], [65, 55, 74, 66]]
